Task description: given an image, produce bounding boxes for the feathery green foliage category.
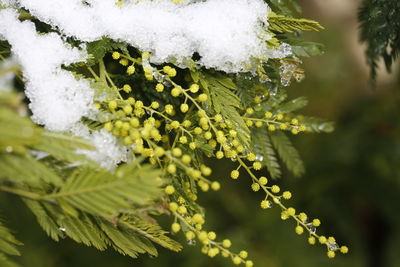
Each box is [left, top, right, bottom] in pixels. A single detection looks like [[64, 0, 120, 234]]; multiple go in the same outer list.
[[0, 220, 22, 267], [252, 128, 282, 179], [0, 91, 180, 260], [0, 1, 350, 265], [47, 163, 163, 216], [268, 12, 324, 33], [270, 131, 304, 177], [86, 37, 127, 66], [358, 0, 400, 84], [267, 0, 301, 17]]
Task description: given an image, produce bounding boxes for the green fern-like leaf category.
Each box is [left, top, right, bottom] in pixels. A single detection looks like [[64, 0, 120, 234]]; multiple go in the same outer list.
[[252, 128, 281, 179], [277, 96, 308, 113], [57, 214, 108, 251], [120, 215, 183, 252], [86, 37, 127, 66], [23, 199, 63, 242], [201, 73, 250, 146], [0, 105, 41, 150], [33, 132, 97, 168], [42, 162, 163, 216], [270, 131, 305, 177], [358, 0, 400, 85], [268, 13, 324, 33], [298, 116, 335, 133], [283, 38, 325, 57], [99, 220, 157, 258], [0, 154, 63, 188], [0, 253, 20, 267], [0, 220, 22, 267], [267, 0, 301, 17]]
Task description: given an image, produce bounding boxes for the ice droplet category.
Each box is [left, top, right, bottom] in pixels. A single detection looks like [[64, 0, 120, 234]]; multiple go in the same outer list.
[[327, 242, 339, 251], [306, 223, 316, 234], [273, 197, 281, 204], [187, 239, 196, 246]]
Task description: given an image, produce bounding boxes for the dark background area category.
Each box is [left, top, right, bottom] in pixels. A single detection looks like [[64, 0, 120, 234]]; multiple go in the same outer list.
[[1, 1, 400, 267]]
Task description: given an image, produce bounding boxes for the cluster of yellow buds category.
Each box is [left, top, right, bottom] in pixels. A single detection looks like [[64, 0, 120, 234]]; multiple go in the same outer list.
[[93, 48, 348, 264], [228, 155, 348, 258], [244, 109, 308, 135], [169, 202, 254, 266]]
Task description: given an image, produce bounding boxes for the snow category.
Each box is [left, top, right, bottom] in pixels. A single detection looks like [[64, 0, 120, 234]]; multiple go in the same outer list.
[[15, 0, 286, 73], [0, 0, 292, 168], [72, 125, 128, 170], [0, 10, 94, 131]]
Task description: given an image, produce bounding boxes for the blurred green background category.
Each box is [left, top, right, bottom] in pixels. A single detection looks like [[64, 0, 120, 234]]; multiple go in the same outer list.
[[1, 1, 400, 267]]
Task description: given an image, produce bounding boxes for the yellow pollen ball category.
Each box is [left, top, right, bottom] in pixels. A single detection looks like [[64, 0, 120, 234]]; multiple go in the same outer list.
[[165, 185, 175, 195], [198, 94, 208, 102], [327, 251, 335, 259], [260, 200, 271, 209], [112, 51, 120, 60], [122, 84, 132, 93], [185, 231, 195, 240], [108, 100, 117, 110], [233, 256, 242, 265], [282, 191, 292, 199], [155, 83, 164, 92], [169, 202, 178, 212], [189, 84, 200, 93], [211, 181, 220, 191], [259, 176, 268, 185], [340, 246, 349, 254], [171, 223, 180, 233], [253, 162, 262, 170], [177, 205, 187, 214], [207, 231, 216, 240], [312, 219, 321, 227], [251, 183, 260, 191], [295, 225, 304, 235], [271, 185, 280, 193], [230, 170, 239, 179], [222, 239, 232, 248], [239, 250, 248, 259], [127, 65, 135, 75]]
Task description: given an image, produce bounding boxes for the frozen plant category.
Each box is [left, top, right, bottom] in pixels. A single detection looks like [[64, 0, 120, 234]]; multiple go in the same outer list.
[[0, 0, 348, 266]]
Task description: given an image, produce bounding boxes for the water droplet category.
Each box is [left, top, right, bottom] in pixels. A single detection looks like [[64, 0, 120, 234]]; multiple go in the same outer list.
[[327, 242, 339, 251], [273, 197, 281, 204], [5, 146, 13, 153], [187, 239, 196, 246], [270, 43, 293, 59], [306, 223, 316, 234], [59, 227, 66, 232], [294, 72, 305, 82], [255, 154, 264, 161], [164, 81, 172, 87], [231, 157, 237, 162], [259, 75, 269, 83]]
